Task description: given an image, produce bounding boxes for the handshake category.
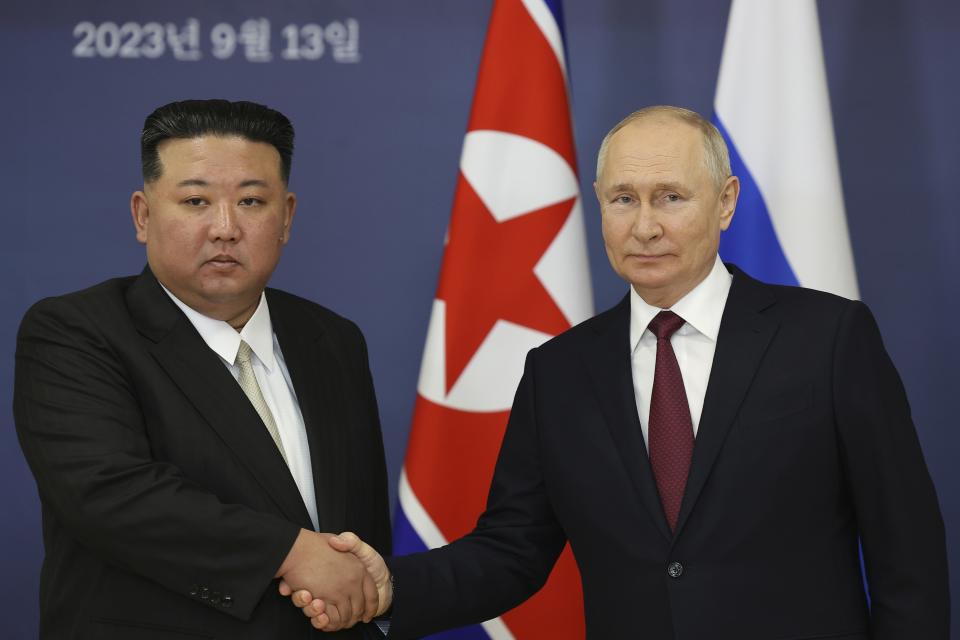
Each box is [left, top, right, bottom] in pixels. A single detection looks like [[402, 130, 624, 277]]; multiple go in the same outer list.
[[275, 530, 391, 631]]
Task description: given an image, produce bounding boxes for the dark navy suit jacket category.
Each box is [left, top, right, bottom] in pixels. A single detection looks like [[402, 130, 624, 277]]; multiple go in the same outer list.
[[387, 265, 948, 640]]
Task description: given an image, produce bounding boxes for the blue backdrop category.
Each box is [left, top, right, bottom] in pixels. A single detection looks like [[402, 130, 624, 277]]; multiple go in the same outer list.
[[1, 1, 957, 636]]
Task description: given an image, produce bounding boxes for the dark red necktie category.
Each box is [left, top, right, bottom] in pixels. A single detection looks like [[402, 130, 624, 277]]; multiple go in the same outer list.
[[647, 310, 694, 532]]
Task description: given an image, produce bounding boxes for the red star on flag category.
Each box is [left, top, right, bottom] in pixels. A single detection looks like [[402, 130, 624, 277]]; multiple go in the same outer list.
[[436, 171, 574, 395]]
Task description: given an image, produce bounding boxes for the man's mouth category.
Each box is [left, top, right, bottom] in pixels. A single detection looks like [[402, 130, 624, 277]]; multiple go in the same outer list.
[[206, 254, 239, 266]]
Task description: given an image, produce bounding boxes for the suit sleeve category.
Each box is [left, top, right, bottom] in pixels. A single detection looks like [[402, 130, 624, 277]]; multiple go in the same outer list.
[[832, 301, 949, 638], [13, 297, 300, 621], [386, 349, 567, 639], [354, 322, 393, 555]]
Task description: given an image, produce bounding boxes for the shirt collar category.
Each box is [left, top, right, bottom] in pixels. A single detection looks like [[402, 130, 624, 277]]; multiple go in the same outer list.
[[629, 255, 733, 353], [159, 285, 277, 372]]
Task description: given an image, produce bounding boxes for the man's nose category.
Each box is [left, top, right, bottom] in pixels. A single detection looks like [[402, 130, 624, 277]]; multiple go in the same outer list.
[[631, 205, 662, 241], [210, 203, 240, 242]]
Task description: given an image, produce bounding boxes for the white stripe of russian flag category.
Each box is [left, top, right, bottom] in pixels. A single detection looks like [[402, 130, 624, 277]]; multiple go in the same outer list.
[[715, 0, 859, 299]]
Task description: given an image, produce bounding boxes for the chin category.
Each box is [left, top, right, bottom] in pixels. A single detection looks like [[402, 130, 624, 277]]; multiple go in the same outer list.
[[622, 266, 672, 287], [197, 282, 246, 300]]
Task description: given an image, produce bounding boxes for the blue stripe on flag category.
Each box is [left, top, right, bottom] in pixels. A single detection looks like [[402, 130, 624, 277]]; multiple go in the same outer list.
[[391, 504, 430, 555], [391, 506, 492, 640], [713, 116, 799, 287], [543, 0, 567, 45]]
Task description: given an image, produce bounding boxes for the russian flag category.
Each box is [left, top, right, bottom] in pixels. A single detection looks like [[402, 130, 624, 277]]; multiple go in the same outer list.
[[714, 0, 859, 298], [392, 1, 591, 638]]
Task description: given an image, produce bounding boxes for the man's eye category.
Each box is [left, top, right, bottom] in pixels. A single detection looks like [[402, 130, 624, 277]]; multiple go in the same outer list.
[[614, 195, 633, 204], [664, 193, 681, 202], [239, 197, 262, 206], [184, 197, 206, 206]]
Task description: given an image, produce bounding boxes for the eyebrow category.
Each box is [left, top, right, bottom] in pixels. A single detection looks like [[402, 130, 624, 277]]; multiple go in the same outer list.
[[175, 179, 271, 188], [176, 179, 208, 188], [605, 181, 685, 192]]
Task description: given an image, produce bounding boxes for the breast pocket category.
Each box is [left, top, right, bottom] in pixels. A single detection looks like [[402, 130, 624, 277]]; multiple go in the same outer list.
[[738, 383, 814, 426]]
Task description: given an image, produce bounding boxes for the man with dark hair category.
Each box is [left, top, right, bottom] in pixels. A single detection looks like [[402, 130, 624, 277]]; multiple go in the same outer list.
[[140, 99, 296, 184], [14, 99, 391, 638], [292, 106, 949, 638]]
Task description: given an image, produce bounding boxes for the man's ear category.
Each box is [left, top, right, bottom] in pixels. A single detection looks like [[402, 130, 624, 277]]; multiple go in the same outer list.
[[131, 190, 149, 245], [718, 175, 740, 231], [281, 192, 297, 245]]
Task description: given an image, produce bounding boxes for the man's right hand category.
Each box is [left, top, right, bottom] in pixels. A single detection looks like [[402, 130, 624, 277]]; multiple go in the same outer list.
[[279, 531, 392, 632], [275, 529, 379, 629]]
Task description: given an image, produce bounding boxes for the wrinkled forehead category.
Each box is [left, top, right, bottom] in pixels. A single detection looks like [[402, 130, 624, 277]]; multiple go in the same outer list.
[[603, 119, 707, 182]]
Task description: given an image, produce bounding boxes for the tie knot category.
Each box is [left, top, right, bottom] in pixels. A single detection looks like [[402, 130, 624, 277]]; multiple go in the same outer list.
[[648, 310, 685, 340], [236, 340, 253, 366]]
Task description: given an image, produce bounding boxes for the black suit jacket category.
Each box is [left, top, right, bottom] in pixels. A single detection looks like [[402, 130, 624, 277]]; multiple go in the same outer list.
[[14, 268, 391, 639], [387, 265, 948, 640]]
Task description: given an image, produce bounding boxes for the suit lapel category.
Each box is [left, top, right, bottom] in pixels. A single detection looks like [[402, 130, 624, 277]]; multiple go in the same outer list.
[[269, 291, 348, 535], [673, 267, 778, 537], [582, 296, 674, 542], [126, 269, 314, 528]]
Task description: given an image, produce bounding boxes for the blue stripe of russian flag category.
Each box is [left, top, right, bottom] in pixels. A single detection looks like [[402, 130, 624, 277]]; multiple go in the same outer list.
[[714, 116, 800, 287]]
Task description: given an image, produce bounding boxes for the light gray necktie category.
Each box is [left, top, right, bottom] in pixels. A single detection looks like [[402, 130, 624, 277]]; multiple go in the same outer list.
[[235, 340, 288, 463]]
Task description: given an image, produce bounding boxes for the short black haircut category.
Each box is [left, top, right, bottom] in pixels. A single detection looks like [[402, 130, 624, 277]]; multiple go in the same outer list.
[[140, 99, 295, 184]]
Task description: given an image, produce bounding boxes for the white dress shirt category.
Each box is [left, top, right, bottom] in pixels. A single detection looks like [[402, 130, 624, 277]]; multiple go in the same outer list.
[[629, 255, 732, 447], [161, 286, 319, 530]]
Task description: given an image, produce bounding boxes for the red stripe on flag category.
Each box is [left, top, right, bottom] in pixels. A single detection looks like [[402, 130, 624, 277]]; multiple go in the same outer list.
[[502, 546, 585, 638], [468, 0, 577, 169], [400, 0, 587, 636], [405, 396, 509, 538], [406, 398, 587, 639]]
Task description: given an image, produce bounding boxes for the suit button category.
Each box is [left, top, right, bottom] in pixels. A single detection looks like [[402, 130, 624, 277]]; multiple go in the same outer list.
[[667, 561, 684, 578], [188, 584, 199, 597], [210, 591, 222, 605], [221, 595, 233, 608], [199, 586, 210, 600]]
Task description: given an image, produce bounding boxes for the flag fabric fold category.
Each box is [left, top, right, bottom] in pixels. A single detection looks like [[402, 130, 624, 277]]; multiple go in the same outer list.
[[714, 0, 859, 298], [392, 0, 591, 638]]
